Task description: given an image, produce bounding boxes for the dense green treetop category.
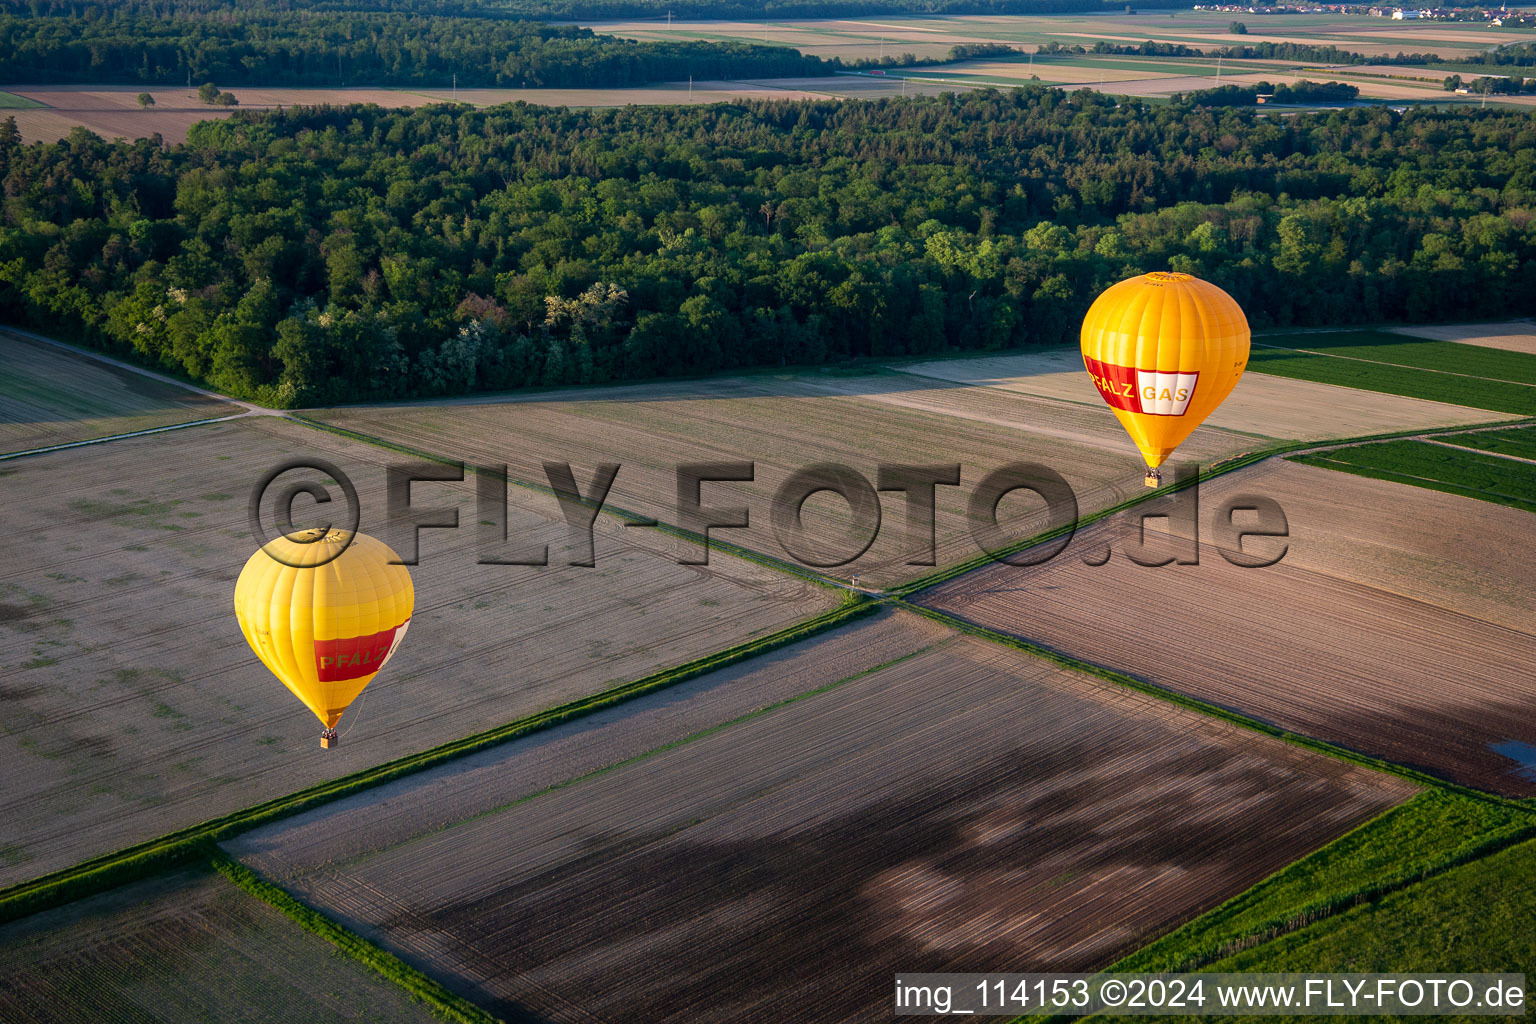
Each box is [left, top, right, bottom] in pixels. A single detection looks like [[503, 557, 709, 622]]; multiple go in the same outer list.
[[0, 8, 830, 86], [1, 90, 1532, 406]]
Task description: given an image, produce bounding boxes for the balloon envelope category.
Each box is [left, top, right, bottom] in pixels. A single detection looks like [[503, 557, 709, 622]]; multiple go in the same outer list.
[[233, 529, 413, 730], [1080, 271, 1250, 468]]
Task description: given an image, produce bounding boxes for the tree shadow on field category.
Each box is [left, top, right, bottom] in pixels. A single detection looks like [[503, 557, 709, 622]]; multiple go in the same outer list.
[[405, 736, 1403, 1024]]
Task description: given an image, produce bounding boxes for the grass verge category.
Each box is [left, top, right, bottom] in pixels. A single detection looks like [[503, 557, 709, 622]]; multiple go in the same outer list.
[[1291, 439, 1536, 513], [1199, 834, 1536, 975], [0, 594, 874, 925], [209, 848, 502, 1024]]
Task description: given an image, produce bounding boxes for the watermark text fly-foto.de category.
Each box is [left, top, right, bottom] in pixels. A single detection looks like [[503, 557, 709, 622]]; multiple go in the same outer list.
[[249, 457, 1290, 572]]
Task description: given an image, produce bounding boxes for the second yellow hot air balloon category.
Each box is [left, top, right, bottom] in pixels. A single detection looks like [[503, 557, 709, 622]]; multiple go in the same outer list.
[[1080, 271, 1250, 486], [233, 529, 413, 748]]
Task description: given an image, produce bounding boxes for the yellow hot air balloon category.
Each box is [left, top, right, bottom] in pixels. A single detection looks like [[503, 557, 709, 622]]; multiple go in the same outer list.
[[233, 529, 413, 748], [1080, 271, 1250, 487]]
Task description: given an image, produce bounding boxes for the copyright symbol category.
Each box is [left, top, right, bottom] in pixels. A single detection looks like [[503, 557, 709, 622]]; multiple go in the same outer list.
[[247, 458, 360, 568], [1100, 979, 1127, 1007]]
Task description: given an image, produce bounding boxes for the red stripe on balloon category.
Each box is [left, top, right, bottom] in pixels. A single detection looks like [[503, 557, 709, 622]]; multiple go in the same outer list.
[[314, 623, 405, 682], [1082, 354, 1142, 414]]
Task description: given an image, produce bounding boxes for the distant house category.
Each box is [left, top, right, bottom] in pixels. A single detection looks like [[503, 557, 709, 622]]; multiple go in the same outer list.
[[1256, 93, 1275, 103]]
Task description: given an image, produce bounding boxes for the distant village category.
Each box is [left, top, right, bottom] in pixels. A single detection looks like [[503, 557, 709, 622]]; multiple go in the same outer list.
[[1190, 2, 1533, 24]]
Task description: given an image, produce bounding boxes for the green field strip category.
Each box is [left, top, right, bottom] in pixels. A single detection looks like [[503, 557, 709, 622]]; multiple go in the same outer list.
[[288, 413, 846, 591], [1192, 834, 1536, 976], [1249, 345, 1536, 416], [1290, 439, 1536, 513], [0, 91, 44, 109], [1436, 423, 1536, 460], [1259, 330, 1536, 385], [0, 594, 874, 925], [210, 849, 503, 1024], [892, 596, 1532, 807]]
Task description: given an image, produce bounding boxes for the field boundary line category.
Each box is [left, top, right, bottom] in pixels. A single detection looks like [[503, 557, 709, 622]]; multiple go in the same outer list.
[[1252, 338, 1536, 387], [286, 412, 850, 591], [207, 847, 505, 1024], [0, 595, 875, 925], [0, 412, 251, 461], [889, 439, 1308, 597], [893, 415, 1536, 599], [1421, 436, 1536, 466], [890, 598, 1535, 810], [318, 629, 959, 874]]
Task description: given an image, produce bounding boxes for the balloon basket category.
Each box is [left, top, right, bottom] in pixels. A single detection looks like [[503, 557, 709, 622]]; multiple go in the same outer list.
[[1144, 469, 1162, 488], [321, 729, 339, 749]]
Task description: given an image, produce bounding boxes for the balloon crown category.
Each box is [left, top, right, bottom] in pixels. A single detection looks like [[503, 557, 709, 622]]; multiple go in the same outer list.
[[1144, 271, 1194, 284]]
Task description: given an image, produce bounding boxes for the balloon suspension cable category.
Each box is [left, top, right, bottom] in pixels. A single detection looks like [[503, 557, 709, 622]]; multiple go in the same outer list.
[[339, 685, 371, 739]]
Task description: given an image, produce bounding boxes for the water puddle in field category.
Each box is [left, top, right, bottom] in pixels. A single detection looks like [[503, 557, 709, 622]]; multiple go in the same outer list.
[[1491, 740, 1536, 781]]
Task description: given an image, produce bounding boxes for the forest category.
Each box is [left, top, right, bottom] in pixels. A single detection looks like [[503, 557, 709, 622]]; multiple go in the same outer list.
[[0, 10, 830, 87], [1, 90, 1532, 407]]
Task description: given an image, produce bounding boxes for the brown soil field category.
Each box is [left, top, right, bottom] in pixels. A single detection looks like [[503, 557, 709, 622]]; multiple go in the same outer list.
[[1186, 459, 1536, 634], [0, 329, 237, 453], [1390, 320, 1536, 355], [919, 459, 1536, 796], [0, 867, 437, 1023], [307, 371, 1256, 588], [230, 606, 956, 878], [895, 346, 1507, 440], [267, 635, 1414, 1023], [0, 415, 833, 885]]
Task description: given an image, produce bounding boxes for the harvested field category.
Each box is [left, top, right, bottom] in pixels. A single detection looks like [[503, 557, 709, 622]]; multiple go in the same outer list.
[[262, 634, 1414, 1024], [1184, 458, 1536, 634], [1292, 438, 1536, 513], [6, 81, 841, 143], [0, 329, 236, 454], [1391, 320, 1536, 355], [0, 414, 833, 885], [920, 458, 1536, 795], [0, 866, 437, 1023], [895, 347, 1507, 440], [585, 12, 1525, 61], [306, 370, 1256, 588], [230, 606, 955, 878]]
